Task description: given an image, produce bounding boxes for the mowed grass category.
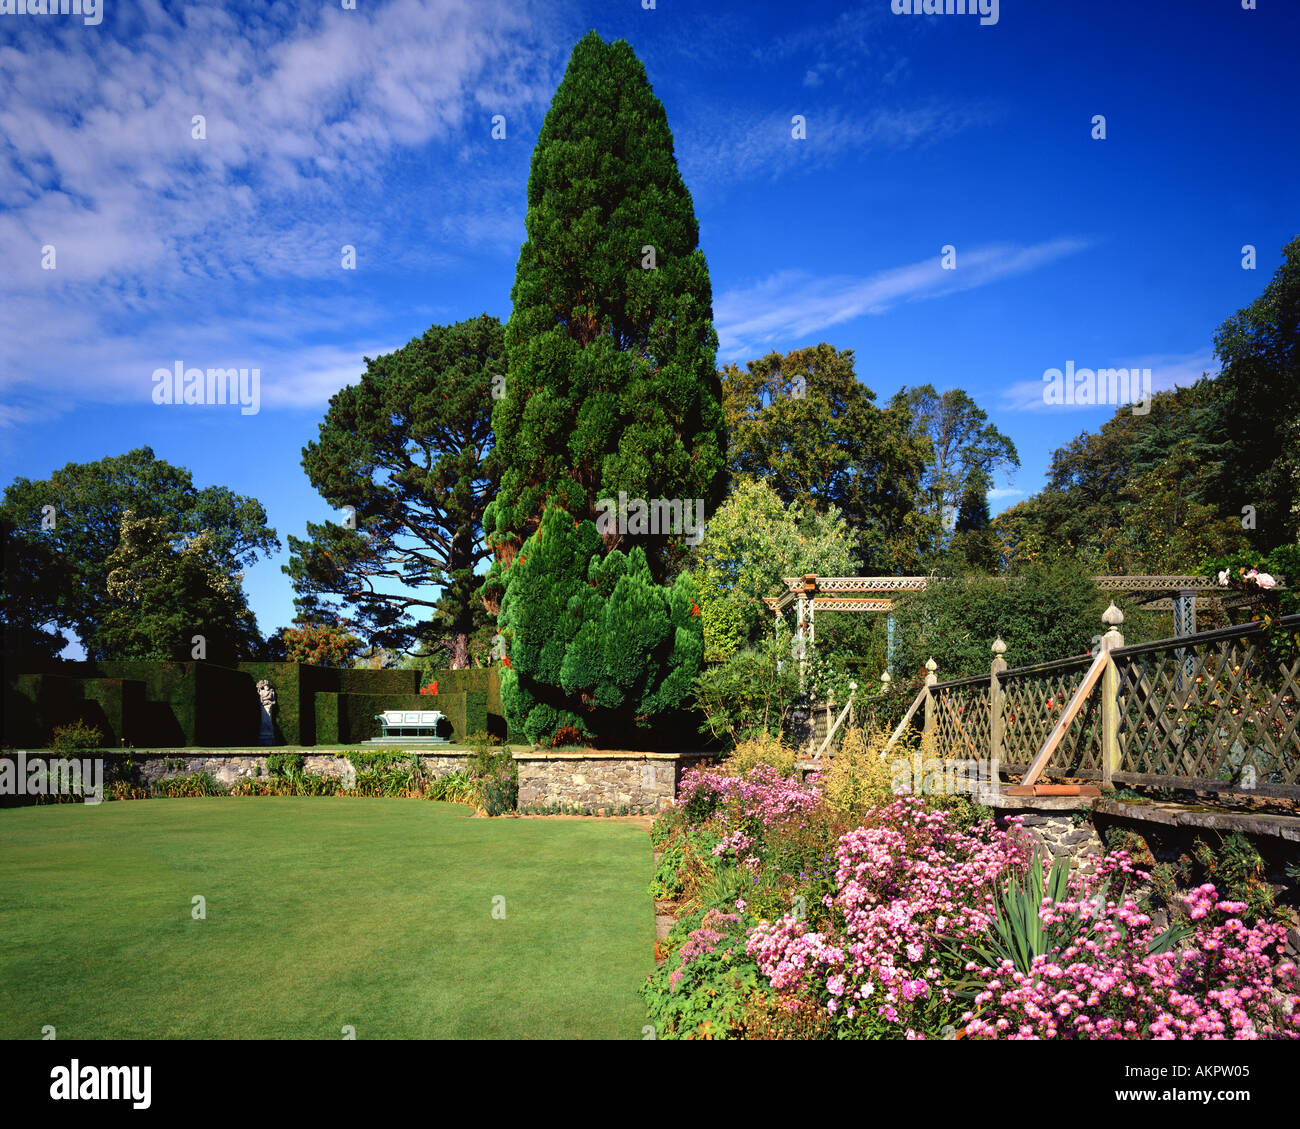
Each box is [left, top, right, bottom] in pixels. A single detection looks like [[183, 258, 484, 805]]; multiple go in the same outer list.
[[0, 799, 655, 1039]]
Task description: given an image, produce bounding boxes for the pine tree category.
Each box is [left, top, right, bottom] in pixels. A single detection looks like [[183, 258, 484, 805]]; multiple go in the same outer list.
[[486, 31, 726, 743]]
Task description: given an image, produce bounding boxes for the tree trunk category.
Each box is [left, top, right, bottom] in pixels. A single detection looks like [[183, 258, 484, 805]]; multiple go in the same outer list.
[[449, 632, 469, 670]]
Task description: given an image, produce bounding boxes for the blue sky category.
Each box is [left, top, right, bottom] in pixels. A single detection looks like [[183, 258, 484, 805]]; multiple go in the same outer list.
[[2, 0, 1297, 652]]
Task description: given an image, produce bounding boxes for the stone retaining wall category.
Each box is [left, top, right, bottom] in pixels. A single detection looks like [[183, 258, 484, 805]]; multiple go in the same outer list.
[[515, 752, 715, 813], [102, 749, 718, 811], [995, 809, 1107, 869], [125, 750, 476, 787]]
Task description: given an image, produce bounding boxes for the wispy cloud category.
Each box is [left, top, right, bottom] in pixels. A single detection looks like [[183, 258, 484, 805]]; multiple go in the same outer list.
[[678, 101, 996, 190], [0, 0, 559, 413], [714, 238, 1092, 359], [999, 350, 1219, 413]]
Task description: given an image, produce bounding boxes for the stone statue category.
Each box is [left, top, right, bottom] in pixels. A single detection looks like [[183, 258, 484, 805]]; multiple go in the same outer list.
[[256, 680, 276, 745]]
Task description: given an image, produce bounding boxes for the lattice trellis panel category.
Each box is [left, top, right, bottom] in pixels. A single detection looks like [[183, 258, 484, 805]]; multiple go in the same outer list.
[[1114, 626, 1300, 788], [999, 660, 1103, 778], [932, 682, 993, 764]]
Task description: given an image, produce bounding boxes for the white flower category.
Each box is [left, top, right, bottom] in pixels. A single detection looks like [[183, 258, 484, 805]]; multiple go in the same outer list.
[[1217, 569, 1230, 587], [1257, 572, 1276, 589]]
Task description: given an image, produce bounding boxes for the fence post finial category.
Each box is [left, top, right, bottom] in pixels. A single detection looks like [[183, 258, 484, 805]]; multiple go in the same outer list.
[[924, 657, 938, 685], [1102, 602, 1125, 649]]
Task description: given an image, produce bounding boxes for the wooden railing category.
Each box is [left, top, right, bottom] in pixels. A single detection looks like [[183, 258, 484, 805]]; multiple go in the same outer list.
[[881, 608, 1300, 798]]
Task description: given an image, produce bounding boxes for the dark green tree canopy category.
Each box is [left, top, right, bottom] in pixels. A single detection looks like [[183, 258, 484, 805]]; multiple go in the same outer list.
[[288, 314, 503, 668], [1, 447, 276, 660], [888, 384, 1019, 561], [488, 32, 725, 743], [721, 344, 930, 571], [486, 30, 727, 574], [94, 511, 261, 664], [497, 503, 703, 745], [0, 516, 69, 661], [1207, 234, 1300, 548]]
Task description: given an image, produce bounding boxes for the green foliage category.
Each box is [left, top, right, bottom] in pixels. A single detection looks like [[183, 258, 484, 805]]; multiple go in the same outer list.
[[721, 344, 930, 572], [889, 385, 1019, 566], [484, 31, 727, 578], [0, 515, 68, 661], [648, 824, 721, 900], [1190, 833, 1281, 924], [957, 852, 1190, 982], [1207, 236, 1300, 550], [889, 556, 1106, 683], [289, 315, 503, 666], [690, 477, 857, 661], [694, 632, 801, 746], [466, 741, 518, 816], [264, 753, 305, 780], [1, 447, 276, 661], [92, 511, 261, 664], [498, 504, 705, 745], [153, 771, 227, 798], [49, 720, 105, 752], [1200, 545, 1300, 618], [640, 908, 768, 1040], [486, 32, 724, 744]]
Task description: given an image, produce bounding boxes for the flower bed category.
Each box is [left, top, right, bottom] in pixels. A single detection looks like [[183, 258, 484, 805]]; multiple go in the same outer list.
[[642, 739, 1300, 1040]]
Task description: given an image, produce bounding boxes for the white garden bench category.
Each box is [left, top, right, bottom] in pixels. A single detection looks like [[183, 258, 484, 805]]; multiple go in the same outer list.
[[373, 710, 446, 741]]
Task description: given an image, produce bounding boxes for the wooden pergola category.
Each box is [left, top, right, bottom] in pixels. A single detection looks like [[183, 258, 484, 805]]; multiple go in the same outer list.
[[764, 574, 1273, 675]]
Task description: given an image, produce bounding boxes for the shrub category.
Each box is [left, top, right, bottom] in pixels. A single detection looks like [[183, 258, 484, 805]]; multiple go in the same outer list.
[[818, 726, 895, 817], [265, 753, 305, 780], [49, 721, 105, 753], [464, 729, 503, 748], [153, 772, 227, 798], [547, 725, 590, 749], [694, 634, 801, 746], [648, 824, 722, 901], [640, 908, 768, 1040], [428, 770, 477, 806], [723, 732, 796, 777], [467, 741, 518, 816]]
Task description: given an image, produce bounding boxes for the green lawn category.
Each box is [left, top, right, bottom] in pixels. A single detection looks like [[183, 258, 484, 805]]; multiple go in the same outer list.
[[0, 799, 655, 1039]]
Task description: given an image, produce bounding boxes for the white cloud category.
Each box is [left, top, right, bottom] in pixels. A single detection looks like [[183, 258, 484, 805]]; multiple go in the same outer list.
[[999, 350, 1219, 413], [0, 0, 558, 412], [678, 101, 996, 190], [715, 238, 1092, 359]]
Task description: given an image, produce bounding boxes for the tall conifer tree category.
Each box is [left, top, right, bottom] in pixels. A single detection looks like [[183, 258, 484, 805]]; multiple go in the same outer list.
[[487, 32, 726, 743]]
